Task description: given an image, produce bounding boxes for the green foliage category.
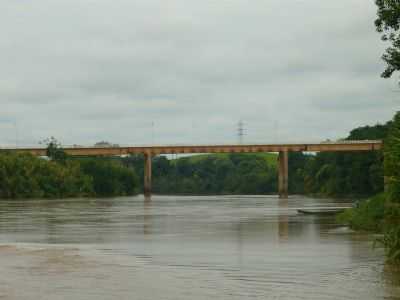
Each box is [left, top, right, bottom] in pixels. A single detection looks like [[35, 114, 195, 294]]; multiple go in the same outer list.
[[375, 0, 400, 80], [41, 137, 67, 163], [380, 226, 400, 262], [299, 122, 388, 197], [381, 112, 400, 264], [377, 202, 400, 262], [384, 112, 400, 201], [125, 153, 278, 195], [0, 120, 387, 199], [373, 2, 400, 263], [0, 152, 93, 198], [0, 150, 139, 199], [348, 124, 390, 140], [124, 124, 386, 196], [302, 152, 384, 197], [338, 112, 400, 265], [183, 153, 278, 166], [337, 194, 386, 232], [78, 158, 139, 197], [288, 152, 308, 194]]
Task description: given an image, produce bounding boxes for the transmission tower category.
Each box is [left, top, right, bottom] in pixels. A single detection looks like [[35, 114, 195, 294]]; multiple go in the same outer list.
[[237, 120, 245, 144]]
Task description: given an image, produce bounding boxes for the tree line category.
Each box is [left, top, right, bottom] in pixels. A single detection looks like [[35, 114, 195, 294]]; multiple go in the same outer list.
[[0, 119, 388, 200], [119, 123, 387, 198], [150, 153, 278, 195], [0, 150, 139, 199]]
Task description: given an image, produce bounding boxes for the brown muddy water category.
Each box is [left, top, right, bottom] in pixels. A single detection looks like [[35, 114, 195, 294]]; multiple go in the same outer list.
[[0, 195, 399, 300]]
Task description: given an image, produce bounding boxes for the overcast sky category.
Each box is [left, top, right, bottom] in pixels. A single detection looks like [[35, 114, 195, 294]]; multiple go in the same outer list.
[[0, 0, 398, 147]]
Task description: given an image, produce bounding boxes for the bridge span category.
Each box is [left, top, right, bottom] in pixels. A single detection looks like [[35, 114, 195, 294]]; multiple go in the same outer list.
[[3, 140, 383, 198]]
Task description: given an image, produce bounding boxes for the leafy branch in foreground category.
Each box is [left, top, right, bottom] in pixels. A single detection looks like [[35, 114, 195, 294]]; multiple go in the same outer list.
[[375, 0, 400, 81]]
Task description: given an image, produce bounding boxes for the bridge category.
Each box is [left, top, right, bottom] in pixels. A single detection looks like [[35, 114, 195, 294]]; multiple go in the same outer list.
[[3, 140, 383, 198]]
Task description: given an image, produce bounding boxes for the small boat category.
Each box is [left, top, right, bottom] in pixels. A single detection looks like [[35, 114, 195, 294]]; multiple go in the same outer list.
[[297, 208, 346, 215]]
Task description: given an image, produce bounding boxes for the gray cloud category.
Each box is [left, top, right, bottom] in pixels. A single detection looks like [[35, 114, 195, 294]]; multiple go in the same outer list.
[[0, 0, 398, 147]]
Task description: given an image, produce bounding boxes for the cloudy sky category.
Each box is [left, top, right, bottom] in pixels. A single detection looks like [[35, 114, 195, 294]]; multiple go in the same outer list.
[[0, 0, 398, 147]]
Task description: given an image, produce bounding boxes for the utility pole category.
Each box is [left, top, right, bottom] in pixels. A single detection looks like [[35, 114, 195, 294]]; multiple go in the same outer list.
[[238, 120, 245, 144]]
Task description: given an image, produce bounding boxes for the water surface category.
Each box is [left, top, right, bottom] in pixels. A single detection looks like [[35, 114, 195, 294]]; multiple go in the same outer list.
[[0, 195, 398, 299]]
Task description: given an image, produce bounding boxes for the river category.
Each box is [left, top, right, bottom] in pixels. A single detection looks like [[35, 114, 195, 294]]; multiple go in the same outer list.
[[0, 195, 398, 299]]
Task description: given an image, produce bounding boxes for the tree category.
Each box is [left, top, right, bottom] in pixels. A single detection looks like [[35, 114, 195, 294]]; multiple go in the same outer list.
[[375, 0, 400, 80], [40, 137, 67, 163], [384, 111, 400, 201], [78, 158, 139, 197], [380, 112, 400, 263], [0, 152, 93, 199]]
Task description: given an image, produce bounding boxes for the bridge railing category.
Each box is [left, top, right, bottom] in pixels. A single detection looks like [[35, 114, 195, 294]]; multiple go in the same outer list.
[[0, 140, 383, 150]]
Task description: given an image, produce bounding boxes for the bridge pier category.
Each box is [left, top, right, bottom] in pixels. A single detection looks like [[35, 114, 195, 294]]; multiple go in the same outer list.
[[278, 151, 289, 199], [144, 152, 152, 196]]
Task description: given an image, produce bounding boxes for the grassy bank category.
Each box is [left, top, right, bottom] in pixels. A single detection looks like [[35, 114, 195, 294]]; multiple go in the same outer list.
[[337, 193, 400, 264], [337, 194, 386, 232]]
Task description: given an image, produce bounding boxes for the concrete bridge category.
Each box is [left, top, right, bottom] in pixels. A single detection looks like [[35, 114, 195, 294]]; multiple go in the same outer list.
[[3, 140, 383, 198]]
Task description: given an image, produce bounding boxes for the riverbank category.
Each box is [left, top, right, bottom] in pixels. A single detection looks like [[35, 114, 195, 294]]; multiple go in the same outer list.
[[336, 192, 400, 264], [334, 112, 400, 265], [337, 194, 386, 232]]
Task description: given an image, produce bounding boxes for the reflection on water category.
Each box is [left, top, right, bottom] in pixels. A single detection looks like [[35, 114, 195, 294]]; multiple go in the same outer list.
[[279, 198, 289, 242], [143, 195, 152, 235], [0, 195, 399, 300]]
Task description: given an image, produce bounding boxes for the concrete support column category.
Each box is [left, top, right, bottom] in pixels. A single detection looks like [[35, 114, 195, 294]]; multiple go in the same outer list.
[[144, 152, 152, 196], [278, 150, 289, 199]]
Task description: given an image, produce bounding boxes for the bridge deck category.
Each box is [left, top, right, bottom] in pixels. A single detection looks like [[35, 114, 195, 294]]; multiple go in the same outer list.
[[2, 141, 383, 156]]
